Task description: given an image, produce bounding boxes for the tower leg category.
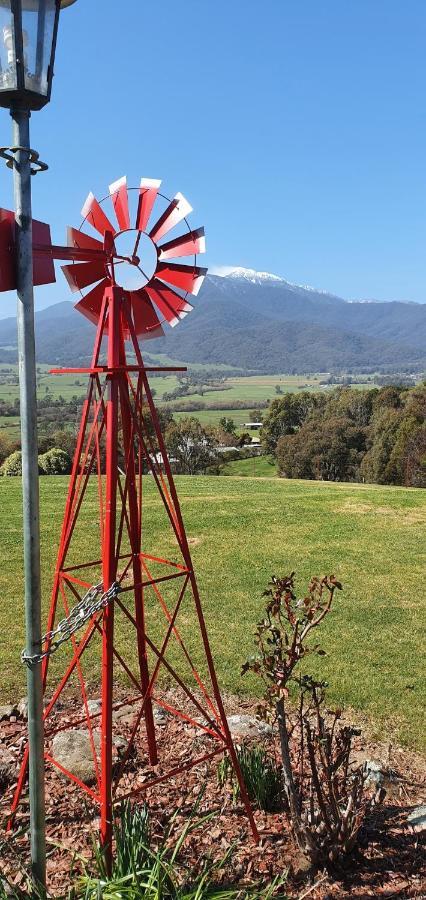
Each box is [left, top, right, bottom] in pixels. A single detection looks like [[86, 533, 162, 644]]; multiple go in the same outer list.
[[100, 289, 120, 871], [119, 371, 158, 765]]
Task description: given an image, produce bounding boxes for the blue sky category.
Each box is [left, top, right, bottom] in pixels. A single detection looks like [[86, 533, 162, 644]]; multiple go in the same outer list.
[[0, 0, 425, 317]]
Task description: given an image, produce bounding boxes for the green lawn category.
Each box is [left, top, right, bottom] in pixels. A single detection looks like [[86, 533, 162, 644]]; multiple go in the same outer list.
[[173, 409, 256, 428], [219, 455, 276, 476], [0, 476, 424, 753]]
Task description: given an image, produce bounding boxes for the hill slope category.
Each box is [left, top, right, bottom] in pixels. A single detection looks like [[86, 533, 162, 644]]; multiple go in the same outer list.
[[0, 269, 425, 372]]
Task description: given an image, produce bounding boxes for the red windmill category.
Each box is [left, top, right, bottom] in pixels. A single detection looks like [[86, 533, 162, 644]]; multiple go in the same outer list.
[[5, 176, 259, 863]]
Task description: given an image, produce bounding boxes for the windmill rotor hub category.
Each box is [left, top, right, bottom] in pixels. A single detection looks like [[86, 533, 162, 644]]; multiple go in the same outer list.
[[110, 229, 157, 291]]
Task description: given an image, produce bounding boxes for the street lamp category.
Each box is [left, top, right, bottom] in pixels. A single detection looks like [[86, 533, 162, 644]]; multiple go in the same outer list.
[[0, 0, 78, 891], [0, 0, 76, 110]]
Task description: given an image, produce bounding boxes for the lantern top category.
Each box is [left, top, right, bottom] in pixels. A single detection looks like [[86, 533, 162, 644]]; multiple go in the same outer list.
[[0, 0, 78, 110]]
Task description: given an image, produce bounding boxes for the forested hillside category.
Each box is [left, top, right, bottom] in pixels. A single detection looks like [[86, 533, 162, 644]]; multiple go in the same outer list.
[[0, 270, 425, 373]]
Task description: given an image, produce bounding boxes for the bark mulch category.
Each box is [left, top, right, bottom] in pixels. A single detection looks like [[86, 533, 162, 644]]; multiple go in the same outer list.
[[0, 689, 425, 898]]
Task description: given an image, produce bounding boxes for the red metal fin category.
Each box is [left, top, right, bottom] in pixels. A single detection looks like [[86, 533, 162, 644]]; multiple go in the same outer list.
[[158, 227, 206, 261], [129, 289, 165, 339], [109, 176, 130, 231], [67, 227, 103, 252], [146, 278, 193, 327], [74, 279, 109, 325], [0, 210, 56, 291], [81, 192, 115, 237], [136, 178, 161, 232], [156, 262, 207, 297], [62, 259, 107, 293], [149, 192, 193, 243]]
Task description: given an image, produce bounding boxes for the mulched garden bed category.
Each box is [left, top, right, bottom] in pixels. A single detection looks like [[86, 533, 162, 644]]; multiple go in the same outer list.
[[1, 688, 425, 898]]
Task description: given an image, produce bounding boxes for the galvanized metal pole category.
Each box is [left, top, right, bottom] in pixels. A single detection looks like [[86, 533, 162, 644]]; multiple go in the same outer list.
[[11, 105, 46, 892]]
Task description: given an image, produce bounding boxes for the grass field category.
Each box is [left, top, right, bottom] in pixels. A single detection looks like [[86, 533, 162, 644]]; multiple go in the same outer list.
[[0, 364, 374, 409], [219, 455, 277, 476], [173, 409, 258, 428], [0, 475, 424, 753]]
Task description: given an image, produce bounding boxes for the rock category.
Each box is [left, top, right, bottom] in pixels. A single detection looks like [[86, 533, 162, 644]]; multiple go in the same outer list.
[[52, 730, 96, 784], [51, 729, 126, 785], [112, 704, 136, 726], [407, 805, 426, 830], [0, 705, 17, 721], [363, 759, 386, 788], [112, 735, 127, 754], [0, 746, 16, 787], [81, 699, 102, 718], [153, 707, 168, 725], [226, 714, 273, 740], [17, 698, 28, 719]]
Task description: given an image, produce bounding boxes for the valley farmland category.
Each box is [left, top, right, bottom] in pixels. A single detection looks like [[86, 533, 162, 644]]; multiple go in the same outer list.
[[0, 361, 375, 439]]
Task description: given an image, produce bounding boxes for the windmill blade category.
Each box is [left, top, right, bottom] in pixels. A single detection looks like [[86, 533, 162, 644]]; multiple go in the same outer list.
[[109, 176, 130, 231], [67, 227, 104, 252], [81, 192, 115, 237], [156, 262, 207, 297], [149, 192, 193, 243], [129, 289, 166, 339], [146, 279, 193, 327], [74, 280, 109, 325], [158, 227, 206, 261], [62, 259, 107, 293], [136, 178, 161, 232]]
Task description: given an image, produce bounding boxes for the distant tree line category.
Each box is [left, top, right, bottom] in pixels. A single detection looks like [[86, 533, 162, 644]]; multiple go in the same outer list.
[[0, 407, 244, 477], [260, 384, 426, 487]]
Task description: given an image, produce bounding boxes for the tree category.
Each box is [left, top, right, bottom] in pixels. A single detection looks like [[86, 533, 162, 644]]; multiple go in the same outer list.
[[238, 431, 252, 447], [0, 433, 14, 465], [360, 407, 402, 484], [277, 415, 367, 482], [219, 416, 236, 435], [165, 417, 218, 474], [1, 450, 23, 476], [38, 448, 72, 475], [261, 393, 321, 455]]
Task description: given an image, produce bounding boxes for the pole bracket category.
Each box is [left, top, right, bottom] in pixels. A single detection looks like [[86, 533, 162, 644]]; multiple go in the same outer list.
[[0, 146, 48, 175]]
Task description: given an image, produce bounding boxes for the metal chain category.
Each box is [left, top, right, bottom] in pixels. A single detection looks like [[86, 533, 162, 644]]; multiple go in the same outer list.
[[21, 581, 121, 668]]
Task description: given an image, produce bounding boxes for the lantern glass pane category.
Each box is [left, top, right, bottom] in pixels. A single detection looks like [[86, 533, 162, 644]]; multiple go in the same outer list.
[[22, 0, 56, 96], [0, 2, 17, 92]]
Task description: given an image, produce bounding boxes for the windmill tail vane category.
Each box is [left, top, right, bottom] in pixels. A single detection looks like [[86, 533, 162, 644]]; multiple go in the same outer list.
[[0, 176, 259, 867]]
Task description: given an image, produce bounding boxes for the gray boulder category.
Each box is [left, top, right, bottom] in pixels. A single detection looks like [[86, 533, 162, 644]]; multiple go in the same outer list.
[[363, 759, 386, 788], [407, 805, 426, 830], [0, 705, 17, 721], [0, 746, 16, 787], [51, 729, 126, 784], [82, 699, 102, 718], [17, 698, 28, 719], [226, 714, 273, 739]]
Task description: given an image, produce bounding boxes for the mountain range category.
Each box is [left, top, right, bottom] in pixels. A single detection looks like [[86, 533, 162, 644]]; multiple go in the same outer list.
[[0, 268, 425, 374]]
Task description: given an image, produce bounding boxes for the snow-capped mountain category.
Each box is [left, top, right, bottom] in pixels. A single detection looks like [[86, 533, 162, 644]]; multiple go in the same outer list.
[[225, 267, 285, 285], [0, 267, 425, 373], [218, 266, 333, 296]]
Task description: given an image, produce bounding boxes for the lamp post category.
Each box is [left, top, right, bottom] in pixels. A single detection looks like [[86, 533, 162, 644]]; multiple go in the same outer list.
[[0, 1, 78, 890]]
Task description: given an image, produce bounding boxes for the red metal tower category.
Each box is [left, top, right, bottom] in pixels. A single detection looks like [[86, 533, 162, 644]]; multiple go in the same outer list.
[[6, 177, 259, 863]]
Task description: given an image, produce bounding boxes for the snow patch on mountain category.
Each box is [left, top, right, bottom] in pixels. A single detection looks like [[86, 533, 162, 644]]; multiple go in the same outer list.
[[226, 267, 284, 284], [213, 266, 333, 296]]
